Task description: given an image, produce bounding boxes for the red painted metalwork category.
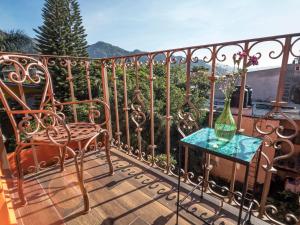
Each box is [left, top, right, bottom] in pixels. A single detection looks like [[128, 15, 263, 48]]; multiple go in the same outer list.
[[0, 32, 299, 224], [0, 55, 114, 213]]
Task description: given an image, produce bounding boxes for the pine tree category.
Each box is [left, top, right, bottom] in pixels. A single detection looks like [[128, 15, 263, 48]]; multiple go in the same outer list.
[[70, 0, 88, 56], [34, 0, 88, 56], [34, 0, 88, 101]]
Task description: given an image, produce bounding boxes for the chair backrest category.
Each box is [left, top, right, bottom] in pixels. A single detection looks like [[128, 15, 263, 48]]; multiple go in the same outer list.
[[0, 55, 54, 143]]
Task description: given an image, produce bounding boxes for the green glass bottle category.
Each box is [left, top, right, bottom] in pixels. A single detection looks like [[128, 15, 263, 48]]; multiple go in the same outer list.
[[214, 100, 237, 141]]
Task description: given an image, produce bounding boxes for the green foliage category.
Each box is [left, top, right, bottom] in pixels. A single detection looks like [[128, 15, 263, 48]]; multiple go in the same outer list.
[[73, 62, 102, 100], [76, 104, 90, 122], [267, 190, 300, 223], [155, 154, 177, 168], [109, 64, 210, 157], [0, 30, 32, 52], [5, 136, 16, 153]]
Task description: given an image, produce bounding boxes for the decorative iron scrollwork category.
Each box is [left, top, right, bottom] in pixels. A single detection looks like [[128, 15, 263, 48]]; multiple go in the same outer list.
[[254, 102, 299, 224], [248, 39, 285, 60], [130, 58, 147, 161], [265, 205, 299, 225], [176, 100, 200, 138]]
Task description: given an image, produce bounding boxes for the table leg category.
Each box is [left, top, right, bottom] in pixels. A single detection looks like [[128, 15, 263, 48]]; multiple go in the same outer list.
[[201, 152, 206, 199], [176, 143, 182, 225], [247, 146, 263, 224], [237, 165, 249, 225]]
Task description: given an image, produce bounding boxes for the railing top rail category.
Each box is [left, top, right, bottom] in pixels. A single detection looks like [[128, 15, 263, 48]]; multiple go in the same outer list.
[[1, 32, 300, 61]]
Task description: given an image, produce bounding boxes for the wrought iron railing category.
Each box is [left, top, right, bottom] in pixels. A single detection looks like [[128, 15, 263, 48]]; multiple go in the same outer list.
[[1, 32, 300, 224]]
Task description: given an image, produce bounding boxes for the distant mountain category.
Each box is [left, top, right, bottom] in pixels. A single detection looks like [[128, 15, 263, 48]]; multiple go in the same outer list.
[[87, 41, 144, 58], [87, 41, 230, 73], [0, 32, 229, 74]]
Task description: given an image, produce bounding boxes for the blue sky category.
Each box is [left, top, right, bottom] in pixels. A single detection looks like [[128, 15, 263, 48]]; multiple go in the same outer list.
[[0, 0, 299, 52]]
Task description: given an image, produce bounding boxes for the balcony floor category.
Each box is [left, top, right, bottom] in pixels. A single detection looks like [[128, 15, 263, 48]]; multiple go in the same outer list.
[[8, 148, 239, 225]]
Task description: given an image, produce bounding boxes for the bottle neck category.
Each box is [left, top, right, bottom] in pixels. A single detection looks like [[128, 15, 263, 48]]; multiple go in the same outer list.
[[224, 99, 231, 111]]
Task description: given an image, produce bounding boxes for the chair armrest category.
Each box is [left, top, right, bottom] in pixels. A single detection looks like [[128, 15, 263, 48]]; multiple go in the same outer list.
[[11, 109, 60, 115], [54, 99, 110, 127]]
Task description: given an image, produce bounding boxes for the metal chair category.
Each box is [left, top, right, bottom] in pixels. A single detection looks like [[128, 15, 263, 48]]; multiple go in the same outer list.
[[0, 54, 114, 213]]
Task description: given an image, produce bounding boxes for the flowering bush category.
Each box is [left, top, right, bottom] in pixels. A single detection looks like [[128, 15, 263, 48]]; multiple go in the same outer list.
[[218, 51, 259, 101]]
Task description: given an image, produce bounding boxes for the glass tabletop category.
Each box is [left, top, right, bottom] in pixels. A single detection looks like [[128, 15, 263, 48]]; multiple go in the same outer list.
[[180, 128, 263, 165]]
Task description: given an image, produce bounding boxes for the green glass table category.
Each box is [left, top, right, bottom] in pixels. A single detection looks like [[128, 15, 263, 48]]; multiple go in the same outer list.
[[176, 128, 263, 225]]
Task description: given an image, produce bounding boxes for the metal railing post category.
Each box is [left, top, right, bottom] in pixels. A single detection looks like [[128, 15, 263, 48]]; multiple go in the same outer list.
[[84, 61, 93, 102], [258, 37, 292, 217], [66, 59, 78, 122], [205, 46, 217, 189], [122, 59, 131, 153], [208, 46, 217, 128], [229, 42, 249, 203], [165, 52, 172, 172], [101, 61, 112, 139], [148, 55, 156, 163], [276, 37, 292, 103], [111, 59, 121, 146]]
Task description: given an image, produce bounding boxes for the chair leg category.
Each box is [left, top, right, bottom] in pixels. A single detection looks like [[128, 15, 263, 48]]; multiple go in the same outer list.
[[94, 139, 100, 155], [104, 132, 114, 175], [15, 148, 26, 205], [60, 147, 66, 172], [66, 146, 90, 213], [79, 149, 90, 213]]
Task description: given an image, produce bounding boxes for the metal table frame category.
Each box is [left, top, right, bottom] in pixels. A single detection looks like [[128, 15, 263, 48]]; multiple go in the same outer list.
[[176, 130, 262, 225]]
